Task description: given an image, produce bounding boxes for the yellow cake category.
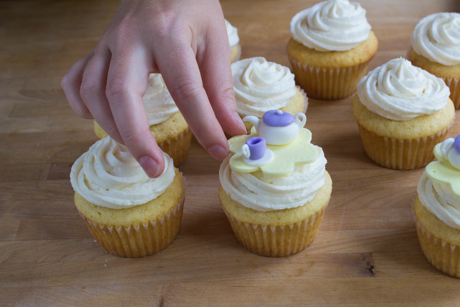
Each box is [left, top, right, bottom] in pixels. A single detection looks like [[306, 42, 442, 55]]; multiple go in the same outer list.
[[226, 19, 241, 63], [414, 137, 460, 277], [288, 0, 378, 100], [219, 112, 332, 257], [94, 74, 192, 167], [408, 13, 460, 109], [353, 58, 455, 170], [70, 137, 184, 258]]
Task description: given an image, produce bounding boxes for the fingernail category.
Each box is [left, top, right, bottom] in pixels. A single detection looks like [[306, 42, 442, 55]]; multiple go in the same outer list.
[[138, 156, 162, 178], [207, 144, 229, 160], [233, 112, 247, 133]]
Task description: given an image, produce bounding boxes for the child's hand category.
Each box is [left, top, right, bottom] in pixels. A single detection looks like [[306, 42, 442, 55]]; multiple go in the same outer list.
[[61, 0, 246, 177]]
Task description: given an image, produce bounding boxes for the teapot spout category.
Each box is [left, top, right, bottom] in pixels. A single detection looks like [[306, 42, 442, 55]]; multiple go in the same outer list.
[[243, 116, 261, 132]]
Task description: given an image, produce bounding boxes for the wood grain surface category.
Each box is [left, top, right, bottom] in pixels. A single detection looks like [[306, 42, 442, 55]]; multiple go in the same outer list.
[[1, 0, 460, 306]]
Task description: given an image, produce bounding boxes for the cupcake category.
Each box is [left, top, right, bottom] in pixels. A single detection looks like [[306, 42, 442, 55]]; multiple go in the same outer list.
[[353, 58, 455, 170], [94, 73, 192, 167], [226, 19, 241, 63], [219, 110, 332, 257], [232, 57, 308, 133], [70, 137, 185, 258], [408, 13, 460, 109], [414, 136, 460, 278], [287, 0, 378, 100]]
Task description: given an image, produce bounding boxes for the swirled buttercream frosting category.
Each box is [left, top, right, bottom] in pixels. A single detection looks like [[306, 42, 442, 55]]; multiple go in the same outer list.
[[232, 57, 297, 117], [412, 13, 460, 66], [225, 19, 240, 49], [290, 0, 371, 51], [219, 146, 327, 211], [142, 74, 179, 125], [70, 137, 175, 209], [357, 58, 450, 121]]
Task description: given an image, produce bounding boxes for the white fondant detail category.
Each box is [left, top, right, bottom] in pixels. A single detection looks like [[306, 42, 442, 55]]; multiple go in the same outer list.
[[242, 149, 274, 166], [241, 144, 251, 159], [440, 138, 460, 170]]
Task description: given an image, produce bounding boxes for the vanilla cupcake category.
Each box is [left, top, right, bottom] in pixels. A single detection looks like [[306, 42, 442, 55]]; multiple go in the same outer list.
[[287, 0, 378, 100], [232, 57, 308, 132], [70, 137, 185, 258], [408, 13, 460, 109], [414, 136, 460, 278], [226, 19, 241, 63], [94, 73, 192, 166], [219, 110, 332, 257], [353, 58, 455, 170]]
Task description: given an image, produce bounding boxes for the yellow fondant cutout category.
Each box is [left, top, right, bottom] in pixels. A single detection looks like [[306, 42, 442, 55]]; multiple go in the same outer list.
[[228, 127, 318, 177], [426, 144, 460, 197]]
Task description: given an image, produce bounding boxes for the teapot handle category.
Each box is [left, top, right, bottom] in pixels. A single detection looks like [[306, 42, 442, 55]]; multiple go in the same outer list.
[[295, 113, 307, 128], [241, 144, 251, 159]]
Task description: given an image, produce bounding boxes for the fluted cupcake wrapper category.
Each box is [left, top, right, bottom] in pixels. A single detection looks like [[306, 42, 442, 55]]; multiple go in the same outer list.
[[80, 184, 185, 258], [288, 57, 370, 100], [412, 205, 460, 278], [158, 128, 192, 167], [356, 121, 453, 170], [443, 77, 460, 109], [223, 201, 329, 257]]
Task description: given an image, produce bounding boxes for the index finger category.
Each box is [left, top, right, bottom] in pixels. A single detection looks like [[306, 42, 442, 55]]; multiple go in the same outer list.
[[105, 47, 165, 178]]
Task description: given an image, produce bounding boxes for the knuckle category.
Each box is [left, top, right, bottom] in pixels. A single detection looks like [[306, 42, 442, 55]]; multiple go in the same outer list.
[[80, 75, 101, 101], [170, 79, 202, 102], [105, 77, 128, 101], [61, 74, 71, 90]]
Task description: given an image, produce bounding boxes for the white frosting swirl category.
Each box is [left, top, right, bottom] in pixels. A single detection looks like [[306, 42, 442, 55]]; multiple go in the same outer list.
[[418, 173, 460, 229], [440, 138, 460, 170], [219, 146, 327, 211], [357, 58, 450, 121], [290, 0, 371, 51], [142, 74, 179, 125], [232, 57, 297, 117], [70, 137, 175, 209], [412, 13, 460, 66], [225, 19, 240, 49]]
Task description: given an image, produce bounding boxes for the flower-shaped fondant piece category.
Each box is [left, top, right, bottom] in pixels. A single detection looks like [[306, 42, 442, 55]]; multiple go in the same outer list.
[[228, 127, 318, 176], [426, 140, 460, 198]]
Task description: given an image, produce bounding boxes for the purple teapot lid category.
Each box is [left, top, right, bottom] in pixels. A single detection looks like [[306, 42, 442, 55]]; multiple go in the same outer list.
[[262, 110, 294, 127], [455, 135, 460, 154]]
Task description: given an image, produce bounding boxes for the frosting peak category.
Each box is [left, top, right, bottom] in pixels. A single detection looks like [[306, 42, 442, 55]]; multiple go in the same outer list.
[[232, 57, 297, 117], [70, 137, 175, 209], [225, 19, 240, 49], [357, 58, 450, 121], [142, 74, 179, 125], [290, 0, 371, 52], [412, 13, 460, 66]]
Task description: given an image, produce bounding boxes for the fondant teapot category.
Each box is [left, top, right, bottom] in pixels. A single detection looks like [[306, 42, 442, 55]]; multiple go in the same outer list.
[[243, 110, 306, 145]]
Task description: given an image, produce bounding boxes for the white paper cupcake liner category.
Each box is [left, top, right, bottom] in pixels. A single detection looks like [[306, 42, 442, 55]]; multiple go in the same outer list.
[[223, 200, 329, 257], [80, 176, 186, 258], [158, 128, 192, 167], [412, 199, 460, 278], [356, 121, 453, 170], [443, 77, 460, 109], [288, 57, 370, 100]]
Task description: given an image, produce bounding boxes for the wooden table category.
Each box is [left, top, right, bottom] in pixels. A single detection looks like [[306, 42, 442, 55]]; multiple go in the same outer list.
[[1, 0, 460, 305]]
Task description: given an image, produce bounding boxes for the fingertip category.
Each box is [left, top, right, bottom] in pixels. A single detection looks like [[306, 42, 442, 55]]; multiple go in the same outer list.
[[206, 144, 229, 161], [138, 154, 165, 178], [232, 111, 247, 135]]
